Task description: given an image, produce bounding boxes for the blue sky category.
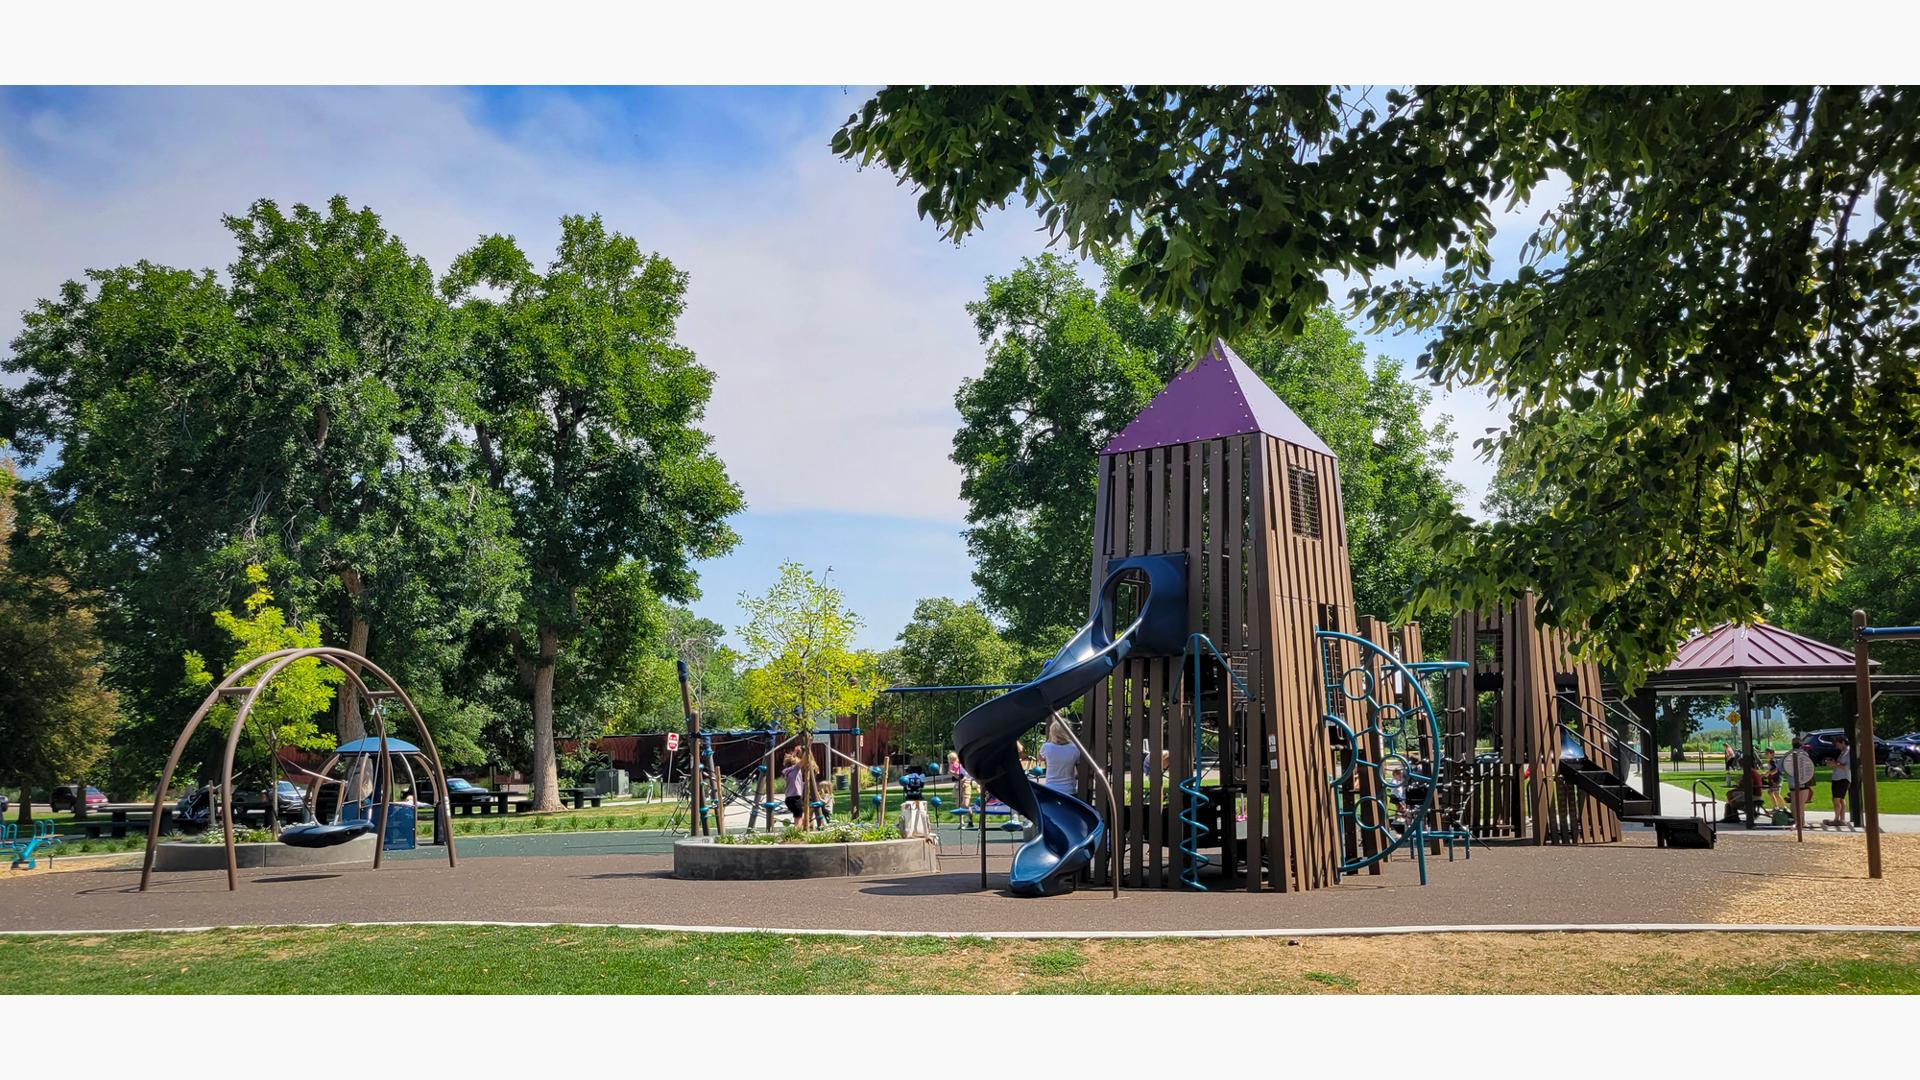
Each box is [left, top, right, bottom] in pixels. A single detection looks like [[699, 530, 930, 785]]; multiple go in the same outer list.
[[0, 86, 1510, 650]]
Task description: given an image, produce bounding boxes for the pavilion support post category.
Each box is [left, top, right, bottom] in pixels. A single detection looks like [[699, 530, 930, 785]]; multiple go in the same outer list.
[[1737, 680, 1757, 829], [1840, 688, 1863, 827], [1631, 688, 1660, 816], [1851, 610, 1883, 880]]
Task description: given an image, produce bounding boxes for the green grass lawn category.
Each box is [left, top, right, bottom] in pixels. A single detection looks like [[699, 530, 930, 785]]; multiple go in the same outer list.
[[2, 925, 1917, 994], [1665, 768, 1920, 814]]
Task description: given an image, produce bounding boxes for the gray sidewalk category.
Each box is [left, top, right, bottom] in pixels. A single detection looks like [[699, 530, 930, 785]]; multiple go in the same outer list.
[[1638, 780, 1920, 834]]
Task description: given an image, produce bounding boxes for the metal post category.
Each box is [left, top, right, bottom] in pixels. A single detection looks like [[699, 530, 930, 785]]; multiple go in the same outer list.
[[1852, 610, 1883, 880], [678, 661, 703, 836]]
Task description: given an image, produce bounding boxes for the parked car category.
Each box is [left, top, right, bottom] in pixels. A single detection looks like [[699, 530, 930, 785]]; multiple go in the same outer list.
[[442, 777, 493, 805], [1799, 729, 1896, 767], [0, 793, 8, 816], [175, 781, 308, 825], [1885, 732, 1919, 772], [48, 785, 107, 812]]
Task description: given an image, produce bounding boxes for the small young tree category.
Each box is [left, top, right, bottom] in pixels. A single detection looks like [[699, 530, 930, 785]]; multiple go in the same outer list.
[[738, 562, 884, 826], [184, 564, 341, 831]]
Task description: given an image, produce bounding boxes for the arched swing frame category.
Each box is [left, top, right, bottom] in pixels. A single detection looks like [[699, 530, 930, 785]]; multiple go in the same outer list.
[[138, 647, 458, 892]]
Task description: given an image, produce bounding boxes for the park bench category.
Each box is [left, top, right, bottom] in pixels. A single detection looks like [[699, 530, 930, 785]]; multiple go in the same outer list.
[[3, 822, 61, 870]]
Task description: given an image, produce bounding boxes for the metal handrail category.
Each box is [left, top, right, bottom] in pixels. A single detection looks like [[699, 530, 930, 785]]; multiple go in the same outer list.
[[1595, 692, 1656, 741], [1051, 713, 1120, 900], [1556, 691, 1650, 768]]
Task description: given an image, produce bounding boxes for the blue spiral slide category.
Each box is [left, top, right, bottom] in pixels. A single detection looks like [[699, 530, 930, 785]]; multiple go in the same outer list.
[[954, 554, 1188, 896]]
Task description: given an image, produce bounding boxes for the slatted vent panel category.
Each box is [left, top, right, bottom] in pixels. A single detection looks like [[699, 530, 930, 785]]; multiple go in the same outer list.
[[1288, 467, 1321, 539]]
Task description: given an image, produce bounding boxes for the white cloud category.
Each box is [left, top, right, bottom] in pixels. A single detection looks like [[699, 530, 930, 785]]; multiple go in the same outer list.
[[0, 88, 1049, 522]]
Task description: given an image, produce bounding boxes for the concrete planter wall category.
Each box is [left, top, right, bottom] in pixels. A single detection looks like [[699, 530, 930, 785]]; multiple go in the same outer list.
[[673, 836, 936, 880], [151, 833, 378, 871]]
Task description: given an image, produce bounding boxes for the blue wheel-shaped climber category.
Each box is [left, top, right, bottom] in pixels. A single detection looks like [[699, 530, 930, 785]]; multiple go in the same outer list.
[[1316, 630, 1464, 884]]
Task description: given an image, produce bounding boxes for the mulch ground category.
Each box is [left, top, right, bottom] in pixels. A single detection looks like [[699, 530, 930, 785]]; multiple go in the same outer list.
[[4, 828, 1913, 935]]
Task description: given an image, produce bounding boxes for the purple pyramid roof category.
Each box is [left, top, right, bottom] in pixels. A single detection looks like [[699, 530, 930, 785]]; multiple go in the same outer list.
[[1101, 339, 1334, 456], [1658, 621, 1872, 680]]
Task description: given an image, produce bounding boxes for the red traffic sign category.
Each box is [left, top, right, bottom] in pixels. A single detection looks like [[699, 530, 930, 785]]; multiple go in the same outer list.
[[666, 732, 681, 752]]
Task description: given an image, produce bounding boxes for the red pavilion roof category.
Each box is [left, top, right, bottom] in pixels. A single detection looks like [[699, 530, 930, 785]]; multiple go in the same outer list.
[[1659, 621, 1871, 680]]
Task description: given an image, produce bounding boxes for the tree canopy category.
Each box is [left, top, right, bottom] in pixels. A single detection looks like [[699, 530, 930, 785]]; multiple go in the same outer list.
[[837, 86, 1920, 680], [0, 198, 522, 788], [0, 457, 120, 816], [955, 253, 1458, 651], [886, 596, 1015, 755], [443, 214, 744, 808]]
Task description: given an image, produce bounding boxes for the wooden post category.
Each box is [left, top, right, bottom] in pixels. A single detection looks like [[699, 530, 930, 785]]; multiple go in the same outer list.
[[1737, 680, 1757, 829], [677, 661, 704, 836], [1851, 610, 1883, 880]]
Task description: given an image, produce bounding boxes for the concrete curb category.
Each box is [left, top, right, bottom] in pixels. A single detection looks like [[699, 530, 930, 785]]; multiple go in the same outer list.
[[672, 836, 937, 880], [2, 920, 1916, 941]]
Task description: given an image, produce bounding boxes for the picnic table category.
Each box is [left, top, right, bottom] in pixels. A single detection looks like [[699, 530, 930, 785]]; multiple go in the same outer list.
[[77, 804, 176, 840], [558, 787, 603, 810], [450, 790, 521, 816]]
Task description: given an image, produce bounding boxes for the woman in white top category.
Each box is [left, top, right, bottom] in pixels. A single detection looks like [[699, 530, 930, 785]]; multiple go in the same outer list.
[[1039, 716, 1082, 797]]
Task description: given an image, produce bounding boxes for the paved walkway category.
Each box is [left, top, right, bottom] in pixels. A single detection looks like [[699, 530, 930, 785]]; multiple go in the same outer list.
[[0, 830, 1897, 936], [1644, 782, 1920, 834]]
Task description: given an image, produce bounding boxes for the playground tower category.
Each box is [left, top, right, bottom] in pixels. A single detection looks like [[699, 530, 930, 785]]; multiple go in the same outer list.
[[1445, 599, 1621, 844], [1084, 339, 1355, 892]]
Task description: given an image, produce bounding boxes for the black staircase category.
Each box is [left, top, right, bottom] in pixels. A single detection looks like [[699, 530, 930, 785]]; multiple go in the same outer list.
[[1556, 693, 1715, 849], [1558, 755, 1653, 817]]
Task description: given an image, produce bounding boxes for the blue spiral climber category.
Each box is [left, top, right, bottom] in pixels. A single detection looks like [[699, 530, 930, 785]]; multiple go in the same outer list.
[[1178, 634, 1248, 891]]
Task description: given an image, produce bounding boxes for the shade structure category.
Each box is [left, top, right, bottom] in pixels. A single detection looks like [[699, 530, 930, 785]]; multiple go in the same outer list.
[[1652, 621, 1875, 685], [334, 736, 424, 755], [1102, 339, 1334, 456]]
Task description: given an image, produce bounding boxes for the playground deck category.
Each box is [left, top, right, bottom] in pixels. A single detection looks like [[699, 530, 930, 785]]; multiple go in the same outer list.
[[3, 831, 1912, 936]]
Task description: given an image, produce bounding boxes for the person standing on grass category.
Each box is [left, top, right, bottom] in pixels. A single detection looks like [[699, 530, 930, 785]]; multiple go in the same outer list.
[[1826, 736, 1854, 829]]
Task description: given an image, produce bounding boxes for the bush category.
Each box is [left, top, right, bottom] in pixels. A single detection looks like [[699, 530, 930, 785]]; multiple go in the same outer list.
[[716, 824, 901, 846]]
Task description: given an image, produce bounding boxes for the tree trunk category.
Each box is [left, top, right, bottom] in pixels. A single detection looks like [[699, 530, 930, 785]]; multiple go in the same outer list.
[[16, 787, 29, 825], [335, 570, 370, 743], [529, 625, 563, 812]]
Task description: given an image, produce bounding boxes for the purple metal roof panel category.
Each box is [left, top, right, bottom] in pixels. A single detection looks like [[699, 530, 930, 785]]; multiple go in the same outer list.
[[1101, 339, 1335, 456], [1662, 621, 1868, 678]]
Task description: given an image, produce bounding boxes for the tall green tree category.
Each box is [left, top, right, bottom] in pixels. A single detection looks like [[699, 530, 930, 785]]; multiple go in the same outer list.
[[1764, 498, 1920, 737], [956, 254, 1457, 651], [443, 215, 744, 811], [889, 597, 1014, 756], [1, 260, 253, 787], [0, 197, 521, 787], [0, 458, 119, 819], [220, 197, 514, 746], [836, 86, 1920, 679]]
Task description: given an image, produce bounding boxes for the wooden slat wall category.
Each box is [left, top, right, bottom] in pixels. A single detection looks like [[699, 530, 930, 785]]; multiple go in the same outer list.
[[1080, 430, 1358, 892], [1442, 599, 1615, 845]]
